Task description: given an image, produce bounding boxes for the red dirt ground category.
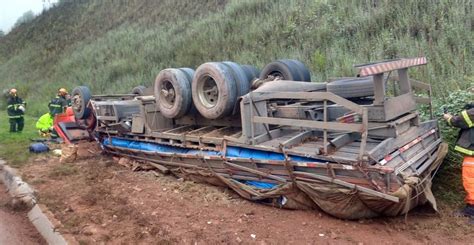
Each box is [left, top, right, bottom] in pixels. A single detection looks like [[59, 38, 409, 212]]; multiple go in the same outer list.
[[0, 184, 45, 245], [20, 154, 473, 244]]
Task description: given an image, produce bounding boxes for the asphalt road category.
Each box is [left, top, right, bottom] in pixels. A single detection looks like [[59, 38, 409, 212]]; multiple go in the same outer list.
[[0, 184, 44, 245]]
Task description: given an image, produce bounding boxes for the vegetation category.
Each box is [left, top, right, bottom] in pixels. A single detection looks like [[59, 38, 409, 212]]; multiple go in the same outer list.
[[0, 113, 39, 167], [0, 0, 472, 203], [12, 10, 36, 29]]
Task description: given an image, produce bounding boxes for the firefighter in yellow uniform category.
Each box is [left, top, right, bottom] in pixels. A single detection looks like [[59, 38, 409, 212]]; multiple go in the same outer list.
[[444, 101, 474, 221]]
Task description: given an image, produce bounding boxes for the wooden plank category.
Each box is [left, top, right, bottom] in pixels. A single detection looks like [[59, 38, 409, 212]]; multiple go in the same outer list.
[[253, 116, 363, 132]]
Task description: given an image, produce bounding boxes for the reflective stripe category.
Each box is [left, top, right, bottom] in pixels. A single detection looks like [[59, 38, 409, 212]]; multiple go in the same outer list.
[[49, 104, 62, 108], [7, 105, 13, 108], [463, 156, 474, 165], [447, 116, 453, 126], [8, 115, 23, 119], [455, 145, 474, 156], [462, 110, 473, 128]]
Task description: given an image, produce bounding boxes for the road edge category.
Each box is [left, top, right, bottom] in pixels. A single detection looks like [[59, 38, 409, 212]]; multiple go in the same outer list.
[[0, 159, 76, 245]]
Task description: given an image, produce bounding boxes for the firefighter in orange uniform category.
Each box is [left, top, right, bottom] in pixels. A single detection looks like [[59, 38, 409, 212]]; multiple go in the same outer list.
[[444, 100, 474, 222]]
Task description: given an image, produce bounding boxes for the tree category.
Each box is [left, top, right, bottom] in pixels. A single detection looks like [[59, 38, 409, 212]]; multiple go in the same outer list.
[[0, 30, 4, 38], [13, 10, 35, 29]]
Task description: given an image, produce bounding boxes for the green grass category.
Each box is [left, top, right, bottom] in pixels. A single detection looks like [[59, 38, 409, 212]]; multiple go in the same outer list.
[[0, 111, 40, 167], [0, 0, 471, 115]]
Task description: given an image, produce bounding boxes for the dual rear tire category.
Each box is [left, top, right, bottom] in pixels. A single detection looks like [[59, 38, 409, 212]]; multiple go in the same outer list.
[[155, 59, 312, 120]]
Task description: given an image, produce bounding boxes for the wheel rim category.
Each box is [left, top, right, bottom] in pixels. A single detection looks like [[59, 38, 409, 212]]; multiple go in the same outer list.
[[72, 94, 83, 114], [269, 71, 284, 79], [160, 80, 176, 109], [198, 76, 218, 108]]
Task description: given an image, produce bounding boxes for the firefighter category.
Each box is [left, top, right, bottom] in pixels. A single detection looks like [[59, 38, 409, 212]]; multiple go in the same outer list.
[[6, 88, 26, 132], [444, 99, 474, 221], [49, 88, 69, 116]]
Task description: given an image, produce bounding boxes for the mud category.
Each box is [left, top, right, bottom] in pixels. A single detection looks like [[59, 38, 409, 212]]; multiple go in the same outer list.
[[20, 155, 474, 244]]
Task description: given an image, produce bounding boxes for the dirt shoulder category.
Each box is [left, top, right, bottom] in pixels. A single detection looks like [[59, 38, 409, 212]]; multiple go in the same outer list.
[[20, 154, 473, 244], [0, 184, 46, 245]]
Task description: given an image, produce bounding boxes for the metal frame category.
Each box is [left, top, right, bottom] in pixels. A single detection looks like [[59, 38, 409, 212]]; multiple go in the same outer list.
[[240, 91, 369, 160]]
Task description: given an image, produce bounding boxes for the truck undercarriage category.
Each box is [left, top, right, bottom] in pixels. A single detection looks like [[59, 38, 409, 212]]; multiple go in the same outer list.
[[63, 57, 447, 219]]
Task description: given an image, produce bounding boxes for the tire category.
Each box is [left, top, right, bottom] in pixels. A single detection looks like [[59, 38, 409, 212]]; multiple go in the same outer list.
[[327, 77, 374, 98], [71, 86, 91, 119], [259, 59, 302, 81], [284, 59, 311, 82], [254, 80, 326, 92], [155, 68, 193, 118], [241, 65, 260, 82], [131, 85, 146, 95], [221, 61, 251, 97], [178, 68, 195, 82], [192, 62, 238, 119]]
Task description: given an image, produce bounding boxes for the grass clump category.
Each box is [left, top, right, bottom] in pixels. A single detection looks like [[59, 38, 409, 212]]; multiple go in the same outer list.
[[48, 163, 78, 178]]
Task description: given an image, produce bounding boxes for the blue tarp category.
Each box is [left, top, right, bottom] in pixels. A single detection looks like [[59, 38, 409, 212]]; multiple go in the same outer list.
[[103, 137, 319, 162], [241, 180, 277, 189], [103, 137, 323, 190]]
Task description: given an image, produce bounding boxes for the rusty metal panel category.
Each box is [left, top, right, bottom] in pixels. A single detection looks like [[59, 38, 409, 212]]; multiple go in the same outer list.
[[384, 93, 416, 121]]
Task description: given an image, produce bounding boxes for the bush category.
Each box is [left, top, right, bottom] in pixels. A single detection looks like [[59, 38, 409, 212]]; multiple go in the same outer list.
[[429, 90, 472, 204]]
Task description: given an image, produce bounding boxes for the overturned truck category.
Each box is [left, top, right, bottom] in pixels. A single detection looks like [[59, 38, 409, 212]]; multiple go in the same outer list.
[[66, 58, 447, 219]]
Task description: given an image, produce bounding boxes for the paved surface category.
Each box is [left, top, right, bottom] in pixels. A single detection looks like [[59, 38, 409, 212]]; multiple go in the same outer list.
[[0, 184, 44, 245]]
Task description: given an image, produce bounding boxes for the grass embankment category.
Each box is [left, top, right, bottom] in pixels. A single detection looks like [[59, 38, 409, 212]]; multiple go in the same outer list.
[[0, 112, 39, 167]]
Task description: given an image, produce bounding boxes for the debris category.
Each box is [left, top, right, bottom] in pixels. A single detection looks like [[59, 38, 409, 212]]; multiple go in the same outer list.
[[52, 149, 62, 156], [250, 234, 256, 239], [117, 158, 131, 168], [82, 226, 97, 236], [318, 233, 325, 237], [60, 144, 78, 163]]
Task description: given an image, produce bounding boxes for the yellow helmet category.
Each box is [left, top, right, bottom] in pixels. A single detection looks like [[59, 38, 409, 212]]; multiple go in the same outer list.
[[58, 88, 68, 95]]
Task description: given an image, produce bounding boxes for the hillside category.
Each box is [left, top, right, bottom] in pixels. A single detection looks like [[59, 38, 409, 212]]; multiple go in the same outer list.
[[0, 0, 472, 116]]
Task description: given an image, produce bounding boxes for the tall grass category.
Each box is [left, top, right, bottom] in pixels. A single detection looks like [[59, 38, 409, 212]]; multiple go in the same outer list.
[[0, 0, 471, 115]]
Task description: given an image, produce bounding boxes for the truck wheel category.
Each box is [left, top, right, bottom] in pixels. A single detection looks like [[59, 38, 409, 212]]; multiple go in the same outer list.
[[178, 68, 195, 82], [221, 61, 251, 97], [155, 68, 193, 118], [71, 86, 91, 119], [259, 59, 301, 81], [327, 77, 374, 98], [131, 85, 146, 96], [284, 59, 311, 82], [192, 62, 237, 119], [241, 65, 260, 83]]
